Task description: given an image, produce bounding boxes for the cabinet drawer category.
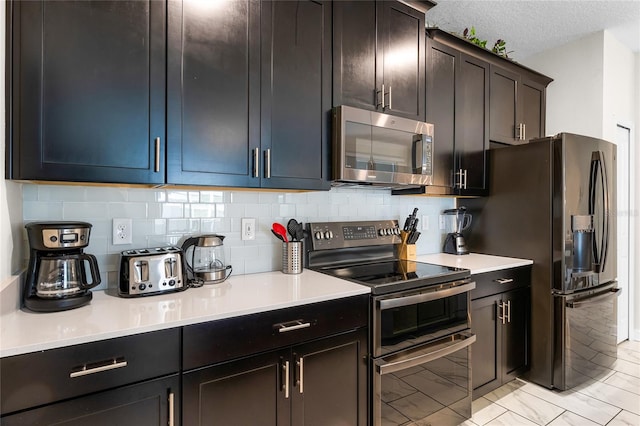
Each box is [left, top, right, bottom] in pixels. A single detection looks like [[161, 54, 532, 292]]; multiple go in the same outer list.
[[1, 328, 180, 415], [470, 265, 531, 300], [183, 294, 369, 370]]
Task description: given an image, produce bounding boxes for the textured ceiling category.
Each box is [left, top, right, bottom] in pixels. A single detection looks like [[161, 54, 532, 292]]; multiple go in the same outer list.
[[425, 0, 640, 61]]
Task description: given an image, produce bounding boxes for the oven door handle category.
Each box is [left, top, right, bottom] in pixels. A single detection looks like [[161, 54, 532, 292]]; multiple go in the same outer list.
[[378, 281, 476, 310], [375, 332, 476, 375]]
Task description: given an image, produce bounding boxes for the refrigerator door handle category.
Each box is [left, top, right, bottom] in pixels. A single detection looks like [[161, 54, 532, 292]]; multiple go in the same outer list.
[[566, 287, 620, 309], [588, 151, 610, 273]]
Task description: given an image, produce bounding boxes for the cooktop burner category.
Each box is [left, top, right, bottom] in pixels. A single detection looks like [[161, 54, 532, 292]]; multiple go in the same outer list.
[[317, 260, 470, 295]]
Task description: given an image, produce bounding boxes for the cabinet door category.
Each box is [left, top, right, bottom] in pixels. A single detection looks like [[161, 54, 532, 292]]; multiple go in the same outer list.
[[260, 0, 331, 190], [379, 1, 425, 121], [10, 1, 165, 184], [489, 66, 519, 144], [520, 79, 546, 141], [471, 295, 500, 398], [425, 39, 456, 190], [456, 54, 489, 194], [166, 0, 260, 187], [332, 1, 378, 111], [183, 350, 288, 426], [502, 288, 529, 379], [291, 329, 368, 426], [1, 375, 179, 426]]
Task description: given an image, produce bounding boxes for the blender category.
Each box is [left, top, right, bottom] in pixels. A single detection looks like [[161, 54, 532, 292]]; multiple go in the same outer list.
[[442, 207, 472, 255]]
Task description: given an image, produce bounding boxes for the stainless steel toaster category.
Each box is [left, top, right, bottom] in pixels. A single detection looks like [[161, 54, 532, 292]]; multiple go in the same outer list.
[[118, 246, 187, 297]]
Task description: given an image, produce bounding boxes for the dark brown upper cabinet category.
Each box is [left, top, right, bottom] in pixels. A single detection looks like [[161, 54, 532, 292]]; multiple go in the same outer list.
[[167, 0, 331, 190], [333, 1, 426, 121], [490, 65, 552, 145], [7, 1, 166, 184], [396, 29, 489, 197]]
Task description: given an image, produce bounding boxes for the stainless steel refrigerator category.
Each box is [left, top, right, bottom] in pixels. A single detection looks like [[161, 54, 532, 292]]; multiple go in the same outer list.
[[465, 133, 619, 390]]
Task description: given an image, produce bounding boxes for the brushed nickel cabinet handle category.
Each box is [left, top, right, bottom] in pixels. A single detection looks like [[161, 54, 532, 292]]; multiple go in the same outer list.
[[265, 149, 271, 178], [70, 359, 128, 378], [523, 123, 526, 140], [253, 147, 259, 178], [495, 278, 514, 284], [284, 360, 290, 399], [506, 300, 512, 323], [168, 392, 175, 426], [298, 357, 304, 394], [154, 137, 160, 172], [275, 320, 312, 333]]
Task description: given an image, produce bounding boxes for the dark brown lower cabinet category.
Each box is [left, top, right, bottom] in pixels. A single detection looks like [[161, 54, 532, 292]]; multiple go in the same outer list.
[[183, 328, 368, 426], [471, 267, 531, 399], [1, 375, 179, 426]]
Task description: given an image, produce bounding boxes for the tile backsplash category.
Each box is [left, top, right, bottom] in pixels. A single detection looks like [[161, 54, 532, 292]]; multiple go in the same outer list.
[[22, 184, 455, 291]]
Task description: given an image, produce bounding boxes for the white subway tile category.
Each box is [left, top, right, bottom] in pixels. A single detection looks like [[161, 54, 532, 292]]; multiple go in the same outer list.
[[200, 191, 226, 203], [85, 187, 128, 202], [230, 191, 260, 204], [167, 219, 190, 233], [191, 204, 216, 218], [167, 191, 189, 203], [161, 203, 184, 218], [38, 185, 86, 201], [245, 203, 271, 218], [23, 201, 63, 220], [188, 192, 200, 203], [63, 202, 109, 220], [22, 185, 38, 201], [108, 202, 147, 219]]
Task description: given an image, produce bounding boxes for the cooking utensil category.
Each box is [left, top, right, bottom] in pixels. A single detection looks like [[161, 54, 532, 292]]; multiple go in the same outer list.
[[271, 229, 286, 242], [272, 222, 289, 243], [287, 219, 305, 242]]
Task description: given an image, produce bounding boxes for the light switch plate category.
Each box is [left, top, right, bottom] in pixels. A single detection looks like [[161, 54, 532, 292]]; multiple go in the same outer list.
[[241, 218, 256, 241]]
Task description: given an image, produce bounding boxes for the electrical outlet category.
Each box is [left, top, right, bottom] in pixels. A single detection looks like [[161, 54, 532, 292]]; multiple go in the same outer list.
[[241, 217, 256, 241], [439, 215, 446, 230], [113, 218, 133, 245]]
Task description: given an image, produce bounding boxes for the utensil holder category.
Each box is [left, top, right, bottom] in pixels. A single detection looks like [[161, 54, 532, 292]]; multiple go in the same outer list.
[[282, 242, 303, 274], [397, 231, 417, 261]]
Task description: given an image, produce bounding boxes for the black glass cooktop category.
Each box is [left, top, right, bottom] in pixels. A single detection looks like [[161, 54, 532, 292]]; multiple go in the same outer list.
[[317, 261, 470, 295]]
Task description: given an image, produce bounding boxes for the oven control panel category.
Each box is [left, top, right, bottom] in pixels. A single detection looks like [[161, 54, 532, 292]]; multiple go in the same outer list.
[[306, 220, 402, 250]]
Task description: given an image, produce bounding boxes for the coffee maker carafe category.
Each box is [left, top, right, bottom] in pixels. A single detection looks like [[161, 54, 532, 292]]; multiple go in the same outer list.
[[182, 234, 232, 285], [442, 207, 472, 255], [24, 222, 101, 312]]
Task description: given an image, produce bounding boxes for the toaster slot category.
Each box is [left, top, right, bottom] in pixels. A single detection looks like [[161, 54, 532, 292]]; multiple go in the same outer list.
[[165, 258, 177, 278], [133, 260, 149, 283]]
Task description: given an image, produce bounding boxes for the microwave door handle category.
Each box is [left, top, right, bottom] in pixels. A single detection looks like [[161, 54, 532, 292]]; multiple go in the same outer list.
[[378, 281, 475, 310], [375, 332, 476, 375]]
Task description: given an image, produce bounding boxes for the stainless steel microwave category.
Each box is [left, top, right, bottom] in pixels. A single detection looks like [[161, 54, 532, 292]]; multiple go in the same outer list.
[[332, 106, 434, 188]]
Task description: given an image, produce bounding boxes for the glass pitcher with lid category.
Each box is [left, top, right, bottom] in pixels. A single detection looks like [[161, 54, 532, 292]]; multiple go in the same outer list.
[[181, 234, 232, 285]]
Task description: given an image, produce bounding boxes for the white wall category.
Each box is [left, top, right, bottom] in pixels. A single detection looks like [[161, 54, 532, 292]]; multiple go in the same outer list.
[[525, 31, 606, 138], [525, 30, 640, 340]]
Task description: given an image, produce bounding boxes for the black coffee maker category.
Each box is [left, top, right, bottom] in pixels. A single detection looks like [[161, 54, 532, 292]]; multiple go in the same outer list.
[[442, 207, 472, 255], [24, 221, 101, 312]]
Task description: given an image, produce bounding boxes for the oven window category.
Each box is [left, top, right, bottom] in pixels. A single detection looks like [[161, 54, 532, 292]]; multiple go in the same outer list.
[[380, 293, 468, 349]]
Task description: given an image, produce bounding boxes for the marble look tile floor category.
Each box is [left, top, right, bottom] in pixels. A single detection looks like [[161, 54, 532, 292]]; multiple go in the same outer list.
[[462, 340, 640, 426]]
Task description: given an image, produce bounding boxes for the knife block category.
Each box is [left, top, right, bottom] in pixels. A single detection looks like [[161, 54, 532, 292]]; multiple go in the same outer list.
[[397, 231, 416, 261]]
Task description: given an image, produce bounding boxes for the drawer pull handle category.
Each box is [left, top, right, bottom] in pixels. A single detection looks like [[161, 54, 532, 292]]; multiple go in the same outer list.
[[70, 358, 128, 378], [274, 320, 311, 333], [495, 278, 514, 284]]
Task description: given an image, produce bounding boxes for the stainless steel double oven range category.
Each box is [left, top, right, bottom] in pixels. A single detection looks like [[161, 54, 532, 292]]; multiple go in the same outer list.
[[306, 220, 476, 426]]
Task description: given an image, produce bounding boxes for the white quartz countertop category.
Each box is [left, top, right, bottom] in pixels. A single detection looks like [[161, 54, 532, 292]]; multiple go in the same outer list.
[[417, 253, 533, 275], [0, 270, 370, 358]]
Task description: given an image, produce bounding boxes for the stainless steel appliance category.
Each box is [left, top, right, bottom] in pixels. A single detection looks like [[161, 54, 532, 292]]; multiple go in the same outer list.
[[118, 246, 186, 297], [181, 234, 232, 285], [442, 207, 472, 255], [332, 106, 434, 188], [306, 220, 475, 425], [466, 133, 619, 390], [24, 221, 101, 312]]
